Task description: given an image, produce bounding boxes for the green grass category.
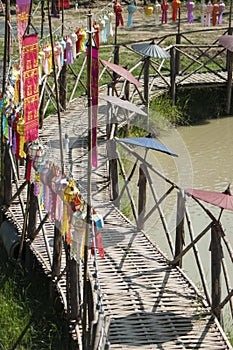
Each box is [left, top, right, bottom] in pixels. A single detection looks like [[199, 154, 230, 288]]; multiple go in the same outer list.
[[0, 246, 67, 349]]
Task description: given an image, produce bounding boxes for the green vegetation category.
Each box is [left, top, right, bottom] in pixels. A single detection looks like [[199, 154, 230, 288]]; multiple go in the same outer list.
[[0, 246, 67, 349]]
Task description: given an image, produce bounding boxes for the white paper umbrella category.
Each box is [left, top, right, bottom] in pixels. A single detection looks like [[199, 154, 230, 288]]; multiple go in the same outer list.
[[99, 95, 147, 116], [132, 40, 170, 59], [219, 35, 233, 52]]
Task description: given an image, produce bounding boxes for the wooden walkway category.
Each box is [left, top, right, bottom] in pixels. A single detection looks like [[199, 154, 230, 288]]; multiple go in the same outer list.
[[2, 97, 232, 349]]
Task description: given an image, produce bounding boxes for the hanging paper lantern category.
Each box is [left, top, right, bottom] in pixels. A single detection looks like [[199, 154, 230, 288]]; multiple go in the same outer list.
[[16, 116, 25, 135], [63, 179, 79, 203], [16, 115, 26, 158], [28, 139, 45, 162], [144, 3, 154, 16], [127, 1, 136, 26], [107, 12, 114, 37], [92, 213, 104, 229], [33, 172, 41, 196]]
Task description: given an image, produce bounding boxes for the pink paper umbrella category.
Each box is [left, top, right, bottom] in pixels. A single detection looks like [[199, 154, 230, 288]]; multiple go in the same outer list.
[[219, 35, 233, 52], [101, 59, 142, 87], [185, 185, 233, 212]]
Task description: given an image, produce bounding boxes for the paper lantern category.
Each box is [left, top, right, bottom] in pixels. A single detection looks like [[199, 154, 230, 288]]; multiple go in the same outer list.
[[64, 180, 79, 203], [144, 3, 154, 16], [28, 139, 45, 161]]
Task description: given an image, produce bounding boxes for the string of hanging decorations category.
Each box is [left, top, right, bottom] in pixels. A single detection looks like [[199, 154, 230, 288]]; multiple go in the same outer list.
[[0, 0, 105, 261], [144, 0, 225, 26]]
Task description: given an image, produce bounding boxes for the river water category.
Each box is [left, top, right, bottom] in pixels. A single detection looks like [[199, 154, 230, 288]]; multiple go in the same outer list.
[[137, 116, 233, 329]]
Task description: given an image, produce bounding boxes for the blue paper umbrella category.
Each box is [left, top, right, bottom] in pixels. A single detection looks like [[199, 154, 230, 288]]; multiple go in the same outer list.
[[117, 136, 178, 157]]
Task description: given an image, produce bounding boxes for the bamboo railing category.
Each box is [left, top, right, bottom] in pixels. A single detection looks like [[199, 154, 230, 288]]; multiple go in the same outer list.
[[106, 126, 233, 325]]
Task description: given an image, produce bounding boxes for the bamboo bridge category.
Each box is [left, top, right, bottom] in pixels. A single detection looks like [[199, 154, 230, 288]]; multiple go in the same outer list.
[[1, 6, 233, 348], [2, 96, 233, 349]]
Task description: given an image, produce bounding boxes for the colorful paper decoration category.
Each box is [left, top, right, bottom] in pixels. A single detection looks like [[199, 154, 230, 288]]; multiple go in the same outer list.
[[199, 0, 207, 26], [114, 0, 124, 27], [206, 1, 213, 26], [127, 0, 136, 27], [144, 2, 154, 16], [186, 0, 195, 23], [161, 0, 169, 24], [218, 0, 225, 24], [59, 0, 69, 8], [154, 0, 161, 25], [93, 21, 100, 48], [212, 0, 219, 25], [172, 0, 181, 21]]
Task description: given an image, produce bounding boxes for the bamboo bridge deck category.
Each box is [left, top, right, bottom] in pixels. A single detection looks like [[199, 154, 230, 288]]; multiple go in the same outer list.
[[2, 98, 232, 349]]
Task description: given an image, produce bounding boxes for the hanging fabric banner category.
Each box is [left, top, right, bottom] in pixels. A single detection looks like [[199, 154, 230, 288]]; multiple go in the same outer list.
[[91, 47, 99, 168], [16, 0, 31, 50], [16, 0, 31, 99], [22, 34, 39, 142]]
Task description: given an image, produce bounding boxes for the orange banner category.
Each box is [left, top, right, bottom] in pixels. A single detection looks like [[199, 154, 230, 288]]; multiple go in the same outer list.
[[22, 34, 39, 142]]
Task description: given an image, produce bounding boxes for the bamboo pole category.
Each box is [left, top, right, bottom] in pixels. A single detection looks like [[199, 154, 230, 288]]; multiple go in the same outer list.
[[48, 2, 64, 174], [143, 185, 175, 224], [185, 207, 211, 305], [226, 51, 232, 115], [18, 182, 31, 260], [220, 258, 233, 318], [174, 190, 185, 267], [143, 165, 174, 256], [211, 222, 222, 321], [27, 183, 38, 239], [168, 223, 212, 265], [1, 0, 10, 210], [83, 11, 93, 350], [47, 0, 64, 300], [138, 163, 147, 230], [117, 152, 138, 224]]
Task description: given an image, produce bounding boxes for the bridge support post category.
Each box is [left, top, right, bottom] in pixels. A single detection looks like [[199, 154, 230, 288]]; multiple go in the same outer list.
[[175, 33, 181, 76], [226, 51, 233, 115], [210, 222, 222, 322], [27, 183, 38, 240], [144, 57, 150, 130], [59, 63, 67, 111], [174, 190, 185, 267], [113, 45, 119, 81], [107, 93, 119, 206], [108, 138, 119, 206], [4, 143, 12, 206], [138, 163, 147, 230], [52, 220, 62, 278], [170, 46, 176, 105]]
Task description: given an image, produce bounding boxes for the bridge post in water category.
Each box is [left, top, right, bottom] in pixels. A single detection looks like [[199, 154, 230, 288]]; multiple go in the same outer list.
[[226, 51, 233, 115], [138, 163, 147, 230], [210, 222, 222, 322], [174, 190, 185, 268]]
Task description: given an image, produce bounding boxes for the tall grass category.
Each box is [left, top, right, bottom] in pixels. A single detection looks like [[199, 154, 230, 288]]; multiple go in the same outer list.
[[0, 246, 67, 349]]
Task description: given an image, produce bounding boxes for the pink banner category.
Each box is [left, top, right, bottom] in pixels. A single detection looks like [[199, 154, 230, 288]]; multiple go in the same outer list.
[[16, 0, 31, 49], [91, 47, 99, 168], [22, 34, 39, 142]]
